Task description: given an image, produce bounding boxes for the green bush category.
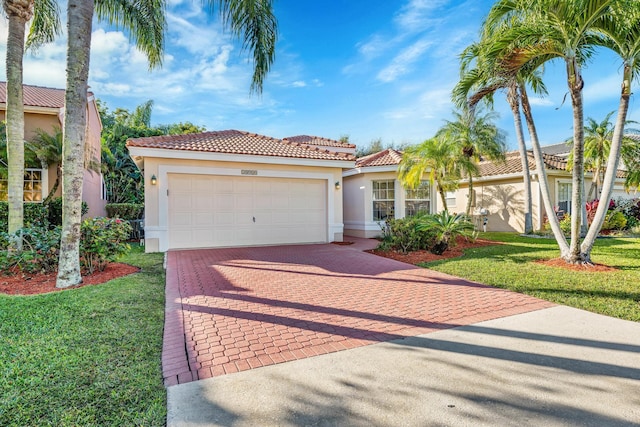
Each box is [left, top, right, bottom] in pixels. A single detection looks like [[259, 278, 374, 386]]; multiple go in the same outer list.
[[45, 197, 89, 227], [0, 202, 50, 232], [105, 203, 144, 220], [0, 226, 60, 274], [80, 217, 132, 274], [559, 214, 572, 234], [417, 211, 476, 255], [602, 210, 627, 231], [378, 215, 435, 253]]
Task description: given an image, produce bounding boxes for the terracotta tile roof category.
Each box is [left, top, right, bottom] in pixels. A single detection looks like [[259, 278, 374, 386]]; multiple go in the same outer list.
[[283, 135, 356, 149], [126, 129, 355, 161], [355, 148, 404, 167], [478, 150, 568, 177], [0, 82, 65, 109]]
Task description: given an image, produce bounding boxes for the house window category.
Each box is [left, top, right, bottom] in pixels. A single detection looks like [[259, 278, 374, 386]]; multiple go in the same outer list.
[[405, 180, 430, 216], [557, 182, 571, 216], [446, 191, 457, 208], [0, 169, 43, 202], [373, 180, 395, 221]]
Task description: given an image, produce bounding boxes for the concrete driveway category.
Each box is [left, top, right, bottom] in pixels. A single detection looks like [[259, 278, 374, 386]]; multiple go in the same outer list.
[[163, 239, 640, 426]]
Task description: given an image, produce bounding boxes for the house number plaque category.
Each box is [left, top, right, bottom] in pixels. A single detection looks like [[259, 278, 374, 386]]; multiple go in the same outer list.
[[241, 169, 258, 175]]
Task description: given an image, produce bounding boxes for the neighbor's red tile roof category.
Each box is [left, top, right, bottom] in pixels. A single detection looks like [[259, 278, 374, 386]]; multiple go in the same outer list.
[[0, 82, 65, 109], [283, 135, 356, 149], [355, 148, 404, 167], [477, 151, 568, 176], [126, 130, 355, 161]]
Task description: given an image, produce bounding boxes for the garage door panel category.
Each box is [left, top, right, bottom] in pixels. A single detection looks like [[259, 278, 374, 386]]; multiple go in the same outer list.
[[169, 174, 327, 249]]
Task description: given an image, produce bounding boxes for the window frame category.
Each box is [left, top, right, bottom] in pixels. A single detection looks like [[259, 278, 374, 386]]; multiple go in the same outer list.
[[404, 180, 431, 217], [0, 168, 45, 202], [556, 180, 572, 216], [372, 179, 395, 221]]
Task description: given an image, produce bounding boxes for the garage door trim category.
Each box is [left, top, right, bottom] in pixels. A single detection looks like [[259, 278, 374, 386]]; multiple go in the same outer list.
[[152, 164, 339, 251]]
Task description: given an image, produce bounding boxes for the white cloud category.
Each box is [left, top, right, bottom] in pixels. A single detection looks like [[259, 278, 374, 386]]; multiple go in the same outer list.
[[377, 38, 432, 82], [583, 73, 622, 103], [291, 81, 306, 88], [394, 0, 448, 32], [528, 97, 554, 107]]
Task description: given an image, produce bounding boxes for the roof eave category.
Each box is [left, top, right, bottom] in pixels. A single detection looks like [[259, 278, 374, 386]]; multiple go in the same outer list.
[[127, 146, 355, 169]]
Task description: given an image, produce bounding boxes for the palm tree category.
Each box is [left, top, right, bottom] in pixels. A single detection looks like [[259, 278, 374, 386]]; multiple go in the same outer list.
[[581, 1, 640, 256], [3, 0, 60, 246], [454, 39, 548, 234], [398, 136, 462, 212], [484, 0, 613, 263], [56, 0, 278, 287], [25, 127, 63, 202], [416, 211, 477, 255], [437, 107, 506, 215], [566, 112, 637, 199]]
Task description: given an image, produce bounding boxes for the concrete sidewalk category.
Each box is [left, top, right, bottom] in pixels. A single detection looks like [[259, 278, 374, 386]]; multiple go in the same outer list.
[[167, 305, 640, 426]]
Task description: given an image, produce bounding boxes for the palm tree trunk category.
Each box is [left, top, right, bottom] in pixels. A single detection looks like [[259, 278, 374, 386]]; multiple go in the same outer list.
[[437, 183, 448, 212], [508, 84, 533, 233], [581, 64, 632, 257], [520, 84, 570, 256], [566, 59, 587, 263], [465, 175, 473, 215], [56, 0, 93, 288], [4, 5, 30, 249]]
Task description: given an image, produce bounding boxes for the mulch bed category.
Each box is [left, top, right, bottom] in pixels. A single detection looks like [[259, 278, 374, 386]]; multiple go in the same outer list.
[[535, 258, 617, 272], [369, 238, 617, 272], [367, 238, 498, 264], [0, 263, 140, 296]]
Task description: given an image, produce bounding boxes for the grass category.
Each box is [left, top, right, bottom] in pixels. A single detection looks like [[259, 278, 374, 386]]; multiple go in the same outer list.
[[421, 232, 640, 322], [0, 245, 166, 426]]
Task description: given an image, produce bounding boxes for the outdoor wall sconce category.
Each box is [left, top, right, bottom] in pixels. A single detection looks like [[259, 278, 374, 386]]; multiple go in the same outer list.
[[150, 174, 157, 185], [335, 181, 341, 190]]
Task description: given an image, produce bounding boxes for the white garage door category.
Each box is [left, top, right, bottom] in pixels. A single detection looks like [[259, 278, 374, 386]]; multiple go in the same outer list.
[[168, 174, 327, 249]]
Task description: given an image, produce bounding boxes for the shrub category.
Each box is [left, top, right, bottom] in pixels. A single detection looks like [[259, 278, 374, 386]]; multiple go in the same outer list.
[[0, 202, 50, 232], [602, 210, 627, 231], [559, 214, 572, 234], [80, 217, 132, 274], [0, 226, 60, 274], [417, 211, 476, 255], [45, 197, 89, 227], [615, 197, 640, 229], [105, 203, 144, 220], [378, 215, 436, 254]]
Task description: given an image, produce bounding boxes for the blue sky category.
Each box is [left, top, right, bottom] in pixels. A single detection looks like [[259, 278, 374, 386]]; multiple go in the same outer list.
[[0, 0, 637, 152]]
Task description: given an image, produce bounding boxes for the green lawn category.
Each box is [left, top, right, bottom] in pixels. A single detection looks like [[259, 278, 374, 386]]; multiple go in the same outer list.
[[423, 232, 640, 322], [0, 246, 166, 427]]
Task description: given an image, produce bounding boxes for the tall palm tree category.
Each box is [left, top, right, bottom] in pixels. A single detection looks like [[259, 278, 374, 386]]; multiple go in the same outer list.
[[398, 136, 463, 212], [454, 38, 549, 234], [3, 0, 60, 246], [581, 0, 640, 256], [485, 0, 613, 263], [437, 107, 506, 215], [56, 0, 278, 287]]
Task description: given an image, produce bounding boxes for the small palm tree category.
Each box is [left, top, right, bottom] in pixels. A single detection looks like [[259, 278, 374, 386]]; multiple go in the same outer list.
[[398, 136, 460, 211], [417, 211, 477, 255]]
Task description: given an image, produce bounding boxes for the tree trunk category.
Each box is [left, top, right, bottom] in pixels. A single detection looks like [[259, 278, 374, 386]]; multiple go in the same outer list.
[[520, 84, 570, 256], [508, 84, 533, 234], [566, 58, 587, 263], [56, 0, 94, 288], [465, 175, 473, 216], [437, 183, 448, 212], [581, 64, 632, 257], [4, 2, 31, 249]]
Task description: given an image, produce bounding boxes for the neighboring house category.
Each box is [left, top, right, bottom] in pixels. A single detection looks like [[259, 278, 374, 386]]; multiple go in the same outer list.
[[342, 147, 633, 237], [127, 130, 355, 252], [0, 82, 106, 218]]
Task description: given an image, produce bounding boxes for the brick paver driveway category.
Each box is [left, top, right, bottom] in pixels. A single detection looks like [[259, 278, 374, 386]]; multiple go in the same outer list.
[[162, 239, 553, 385]]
